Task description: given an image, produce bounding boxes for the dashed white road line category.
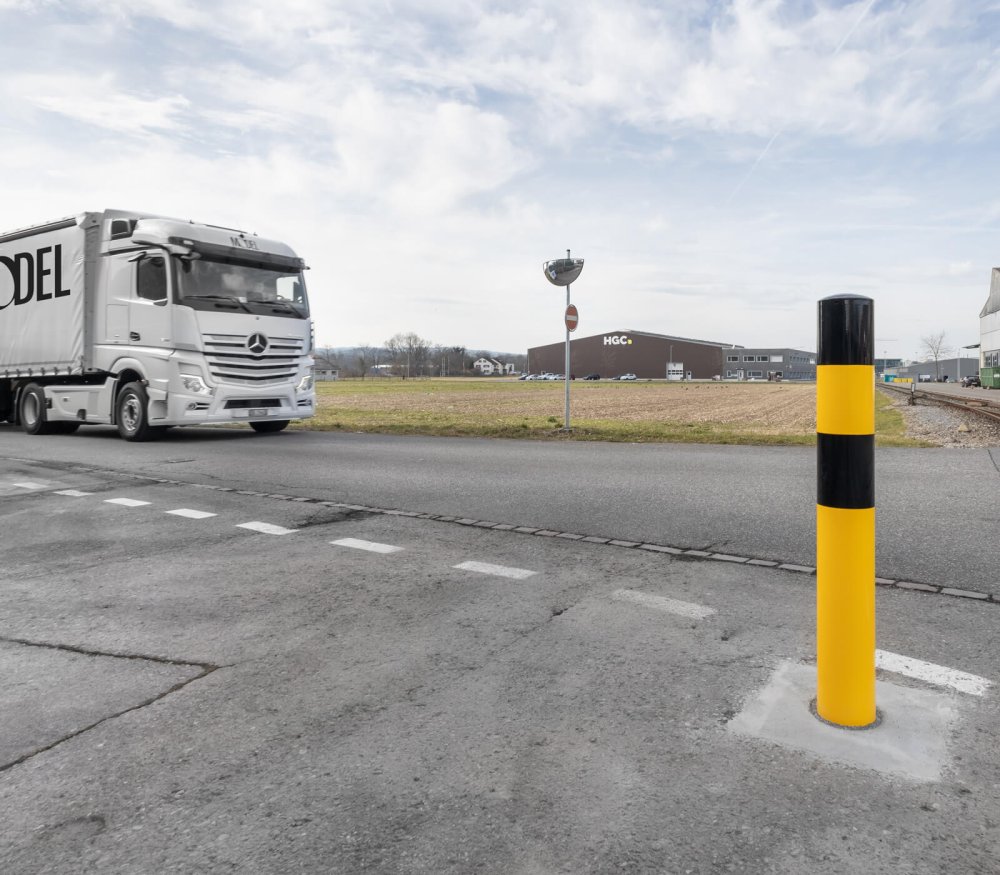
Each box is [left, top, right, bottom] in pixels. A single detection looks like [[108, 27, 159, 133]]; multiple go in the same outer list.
[[612, 588, 716, 619], [54, 489, 93, 497], [876, 649, 992, 697], [331, 537, 403, 554], [105, 498, 151, 508], [14, 482, 48, 490], [453, 560, 536, 580], [167, 509, 218, 520], [237, 522, 298, 535]]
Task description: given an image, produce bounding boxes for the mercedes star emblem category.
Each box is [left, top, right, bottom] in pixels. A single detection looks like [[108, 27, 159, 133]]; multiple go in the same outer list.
[[247, 333, 269, 355]]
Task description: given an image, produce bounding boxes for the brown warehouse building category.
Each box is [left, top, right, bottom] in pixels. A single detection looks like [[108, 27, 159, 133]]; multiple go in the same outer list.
[[528, 330, 734, 380], [527, 330, 817, 381]]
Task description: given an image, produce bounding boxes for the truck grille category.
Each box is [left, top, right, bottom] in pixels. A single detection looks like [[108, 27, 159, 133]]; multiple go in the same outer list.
[[202, 333, 304, 385]]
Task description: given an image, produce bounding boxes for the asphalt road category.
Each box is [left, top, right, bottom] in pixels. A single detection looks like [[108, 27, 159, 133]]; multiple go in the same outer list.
[[906, 382, 1000, 405], [1, 455, 998, 873], [1, 424, 997, 595]]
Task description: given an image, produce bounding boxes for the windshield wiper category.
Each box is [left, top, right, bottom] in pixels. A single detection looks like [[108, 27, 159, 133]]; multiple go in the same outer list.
[[243, 298, 303, 315], [187, 295, 252, 313]]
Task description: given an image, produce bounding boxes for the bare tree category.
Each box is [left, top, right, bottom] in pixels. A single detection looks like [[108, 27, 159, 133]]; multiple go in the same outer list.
[[430, 345, 451, 376], [431, 345, 468, 376], [920, 331, 951, 380], [385, 332, 432, 378], [354, 344, 379, 379], [314, 346, 340, 371]]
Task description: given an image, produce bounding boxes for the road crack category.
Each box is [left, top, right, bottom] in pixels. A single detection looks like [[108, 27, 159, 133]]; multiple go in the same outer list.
[[0, 635, 222, 774]]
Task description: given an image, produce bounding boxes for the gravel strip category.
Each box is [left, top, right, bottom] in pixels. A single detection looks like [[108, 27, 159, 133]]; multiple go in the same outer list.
[[888, 395, 1000, 447]]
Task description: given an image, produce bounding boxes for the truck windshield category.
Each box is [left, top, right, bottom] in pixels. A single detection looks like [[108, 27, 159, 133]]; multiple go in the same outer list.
[[174, 256, 309, 318]]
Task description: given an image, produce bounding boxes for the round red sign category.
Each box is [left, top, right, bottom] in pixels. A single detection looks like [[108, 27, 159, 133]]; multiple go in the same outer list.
[[565, 304, 579, 332]]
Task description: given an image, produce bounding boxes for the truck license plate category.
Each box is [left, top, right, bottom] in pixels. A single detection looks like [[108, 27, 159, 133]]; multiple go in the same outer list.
[[249, 408, 269, 417]]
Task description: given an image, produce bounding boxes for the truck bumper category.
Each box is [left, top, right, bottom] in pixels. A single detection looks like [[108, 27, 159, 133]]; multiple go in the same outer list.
[[154, 385, 315, 425]]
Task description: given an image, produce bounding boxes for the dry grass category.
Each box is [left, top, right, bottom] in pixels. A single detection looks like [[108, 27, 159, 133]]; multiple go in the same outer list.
[[295, 378, 925, 446]]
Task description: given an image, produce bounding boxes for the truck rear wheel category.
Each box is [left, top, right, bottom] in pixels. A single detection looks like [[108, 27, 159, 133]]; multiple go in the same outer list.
[[19, 384, 59, 435], [116, 382, 165, 442], [249, 420, 290, 434]]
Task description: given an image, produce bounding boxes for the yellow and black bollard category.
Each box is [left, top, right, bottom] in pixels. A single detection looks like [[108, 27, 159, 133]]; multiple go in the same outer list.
[[816, 294, 877, 728]]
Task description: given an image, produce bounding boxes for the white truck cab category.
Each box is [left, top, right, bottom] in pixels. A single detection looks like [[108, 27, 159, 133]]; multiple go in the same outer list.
[[0, 210, 316, 440]]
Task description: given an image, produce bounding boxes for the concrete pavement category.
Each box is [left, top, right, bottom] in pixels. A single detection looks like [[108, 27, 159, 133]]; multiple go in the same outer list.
[[1, 460, 997, 873]]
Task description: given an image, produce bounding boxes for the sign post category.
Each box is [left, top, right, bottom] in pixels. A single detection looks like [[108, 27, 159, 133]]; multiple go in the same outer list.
[[543, 251, 585, 430]]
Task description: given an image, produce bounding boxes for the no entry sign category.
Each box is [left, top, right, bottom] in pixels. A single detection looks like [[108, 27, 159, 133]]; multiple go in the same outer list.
[[565, 304, 579, 332]]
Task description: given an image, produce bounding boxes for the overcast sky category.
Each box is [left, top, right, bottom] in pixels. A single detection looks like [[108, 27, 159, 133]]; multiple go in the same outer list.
[[2, 1, 998, 360]]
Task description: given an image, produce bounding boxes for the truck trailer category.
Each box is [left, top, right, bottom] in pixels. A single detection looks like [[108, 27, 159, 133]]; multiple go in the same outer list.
[[0, 210, 315, 440]]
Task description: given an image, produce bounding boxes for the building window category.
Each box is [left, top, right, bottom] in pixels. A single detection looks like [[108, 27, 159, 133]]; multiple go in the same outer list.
[[727, 355, 739, 362], [749, 371, 763, 378], [743, 355, 755, 362], [770, 355, 784, 363], [756, 355, 768, 362]]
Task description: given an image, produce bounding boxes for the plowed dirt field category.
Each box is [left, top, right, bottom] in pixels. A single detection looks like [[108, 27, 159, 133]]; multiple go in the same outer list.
[[308, 379, 835, 444], [326, 381, 813, 429]]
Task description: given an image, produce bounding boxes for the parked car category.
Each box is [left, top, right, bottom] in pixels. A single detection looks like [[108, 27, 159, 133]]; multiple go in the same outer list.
[[618, 373, 637, 381], [962, 374, 981, 388], [582, 373, 600, 380]]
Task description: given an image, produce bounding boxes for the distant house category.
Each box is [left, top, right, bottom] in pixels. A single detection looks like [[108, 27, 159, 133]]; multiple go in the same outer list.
[[315, 368, 339, 381], [473, 358, 499, 375]]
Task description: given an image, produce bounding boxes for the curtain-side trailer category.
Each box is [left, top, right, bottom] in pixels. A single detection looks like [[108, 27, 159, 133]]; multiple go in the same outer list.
[[0, 210, 315, 441]]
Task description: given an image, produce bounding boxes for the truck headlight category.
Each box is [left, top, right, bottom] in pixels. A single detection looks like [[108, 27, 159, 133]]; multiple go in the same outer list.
[[181, 374, 213, 396], [297, 374, 314, 393]]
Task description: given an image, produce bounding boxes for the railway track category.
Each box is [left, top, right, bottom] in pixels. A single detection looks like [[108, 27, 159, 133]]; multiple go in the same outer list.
[[878, 381, 1000, 424]]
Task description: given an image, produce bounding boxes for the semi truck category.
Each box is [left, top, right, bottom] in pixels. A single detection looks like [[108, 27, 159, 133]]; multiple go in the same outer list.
[[0, 209, 315, 440]]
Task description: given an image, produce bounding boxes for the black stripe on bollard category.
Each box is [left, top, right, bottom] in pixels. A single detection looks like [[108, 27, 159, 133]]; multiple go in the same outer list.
[[818, 294, 873, 366], [817, 433, 875, 509]]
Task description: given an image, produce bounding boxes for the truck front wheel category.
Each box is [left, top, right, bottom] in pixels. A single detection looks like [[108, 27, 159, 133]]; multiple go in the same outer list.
[[116, 382, 165, 442], [19, 384, 58, 435]]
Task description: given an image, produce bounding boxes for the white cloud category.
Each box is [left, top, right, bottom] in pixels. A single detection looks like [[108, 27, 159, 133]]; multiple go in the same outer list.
[[330, 92, 529, 213], [837, 189, 918, 210], [10, 72, 190, 135], [2, 1, 999, 358]]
